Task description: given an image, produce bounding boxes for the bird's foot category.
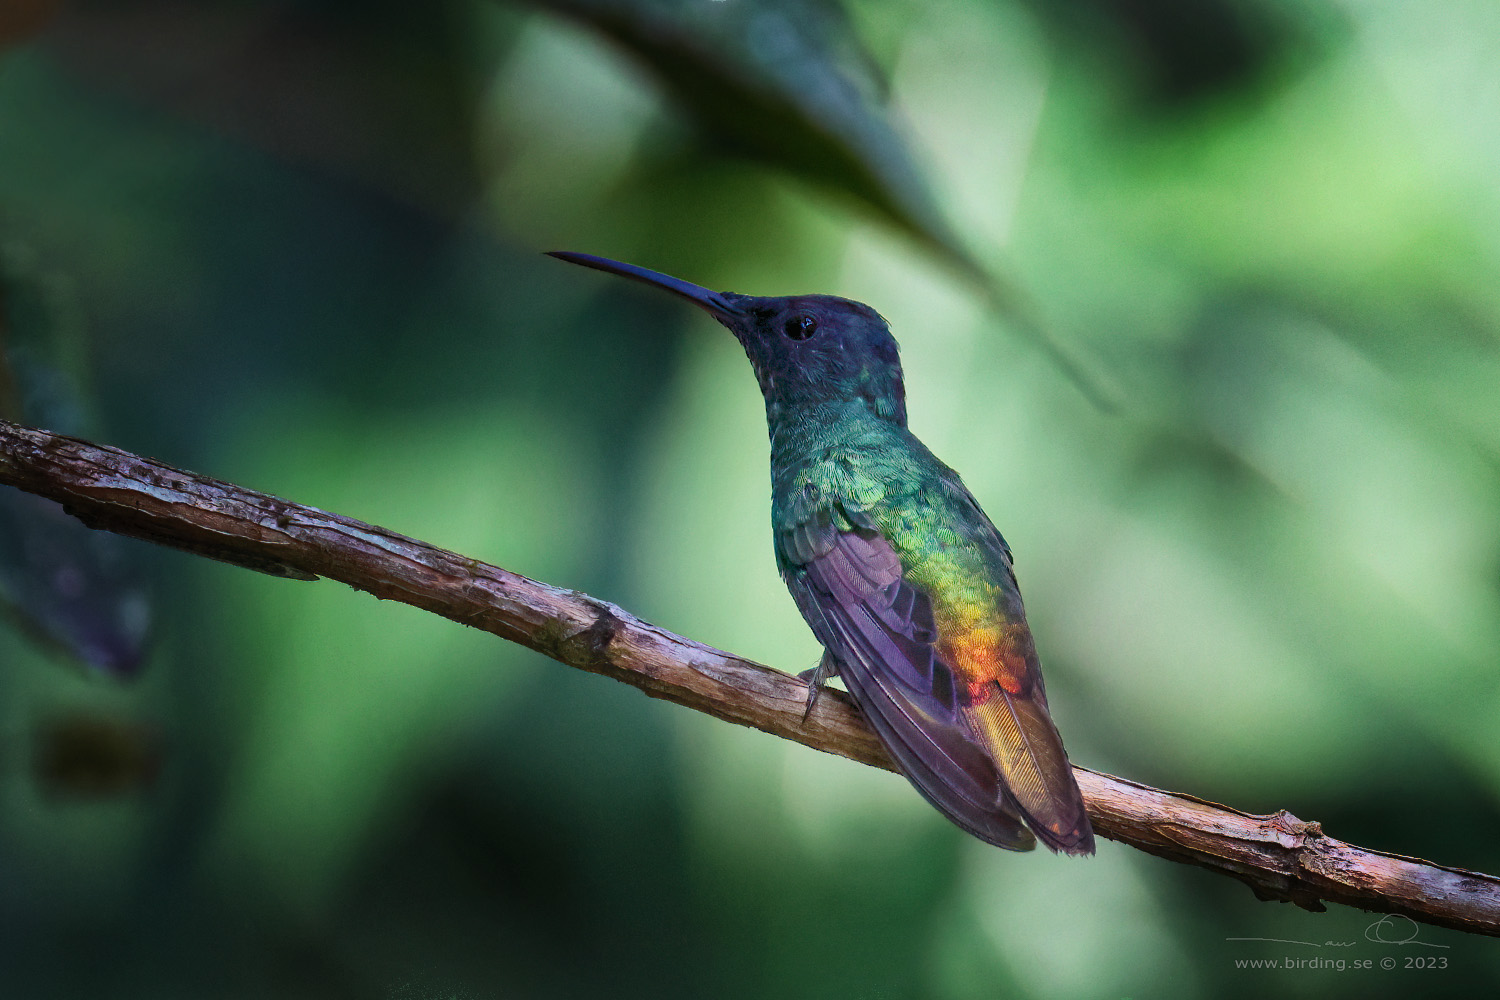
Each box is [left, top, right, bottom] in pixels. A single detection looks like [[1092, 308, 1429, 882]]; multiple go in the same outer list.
[[798, 652, 839, 724]]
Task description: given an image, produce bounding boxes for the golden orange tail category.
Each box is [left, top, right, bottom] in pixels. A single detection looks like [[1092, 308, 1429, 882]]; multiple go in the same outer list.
[[968, 688, 1094, 855]]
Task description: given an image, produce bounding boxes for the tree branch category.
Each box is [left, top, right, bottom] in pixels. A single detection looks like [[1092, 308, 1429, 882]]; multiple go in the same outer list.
[[1, 418, 1497, 935]]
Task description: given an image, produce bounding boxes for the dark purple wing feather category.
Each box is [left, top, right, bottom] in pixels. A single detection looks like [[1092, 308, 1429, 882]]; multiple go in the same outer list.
[[781, 508, 1037, 851]]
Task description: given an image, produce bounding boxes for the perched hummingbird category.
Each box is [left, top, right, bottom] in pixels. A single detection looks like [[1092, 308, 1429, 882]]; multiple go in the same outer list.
[[550, 252, 1094, 855]]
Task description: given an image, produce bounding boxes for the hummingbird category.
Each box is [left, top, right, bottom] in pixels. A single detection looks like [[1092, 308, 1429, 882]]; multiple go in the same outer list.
[[549, 252, 1094, 855]]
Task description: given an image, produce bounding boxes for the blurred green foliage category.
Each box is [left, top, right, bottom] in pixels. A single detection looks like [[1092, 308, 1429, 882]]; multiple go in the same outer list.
[[2, 0, 1499, 996]]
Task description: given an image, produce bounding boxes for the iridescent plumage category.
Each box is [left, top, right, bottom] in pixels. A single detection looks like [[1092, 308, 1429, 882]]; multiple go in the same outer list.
[[550, 252, 1093, 855]]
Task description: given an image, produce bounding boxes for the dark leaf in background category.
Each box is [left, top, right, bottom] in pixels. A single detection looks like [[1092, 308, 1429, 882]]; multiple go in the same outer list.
[[0, 488, 151, 676], [532, 0, 1119, 405], [534, 0, 986, 282], [0, 246, 151, 677]]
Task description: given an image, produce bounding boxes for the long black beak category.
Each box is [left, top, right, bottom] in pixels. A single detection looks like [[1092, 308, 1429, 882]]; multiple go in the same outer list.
[[547, 252, 744, 319]]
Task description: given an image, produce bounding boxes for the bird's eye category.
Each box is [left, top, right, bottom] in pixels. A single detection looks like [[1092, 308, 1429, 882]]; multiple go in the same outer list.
[[783, 314, 818, 341]]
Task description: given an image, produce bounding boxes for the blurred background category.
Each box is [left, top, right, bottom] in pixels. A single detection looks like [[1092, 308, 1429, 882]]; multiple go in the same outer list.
[[2, 0, 1499, 996]]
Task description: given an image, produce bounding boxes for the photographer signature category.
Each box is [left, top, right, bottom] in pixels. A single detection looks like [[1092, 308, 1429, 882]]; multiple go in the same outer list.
[[1226, 914, 1449, 949]]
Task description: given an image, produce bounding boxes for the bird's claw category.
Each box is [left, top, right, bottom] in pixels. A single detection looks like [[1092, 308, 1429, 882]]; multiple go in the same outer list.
[[798, 654, 837, 724], [801, 683, 823, 724]]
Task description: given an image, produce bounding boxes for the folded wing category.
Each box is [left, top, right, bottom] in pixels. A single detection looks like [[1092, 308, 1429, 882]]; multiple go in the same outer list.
[[780, 499, 1093, 855]]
